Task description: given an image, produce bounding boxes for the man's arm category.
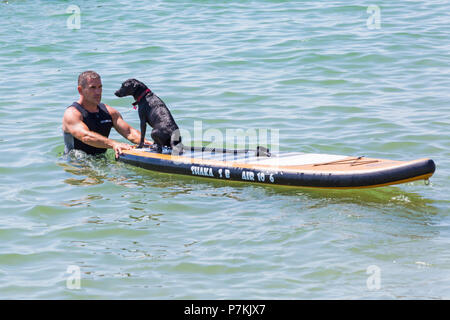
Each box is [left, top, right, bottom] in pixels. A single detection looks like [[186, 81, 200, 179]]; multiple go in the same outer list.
[[62, 107, 132, 158], [106, 105, 152, 146]]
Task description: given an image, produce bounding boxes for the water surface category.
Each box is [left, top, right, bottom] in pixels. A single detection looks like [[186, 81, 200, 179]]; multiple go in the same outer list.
[[0, 0, 449, 299]]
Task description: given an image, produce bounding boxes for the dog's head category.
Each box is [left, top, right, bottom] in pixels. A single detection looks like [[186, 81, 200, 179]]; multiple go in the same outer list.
[[114, 79, 148, 98]]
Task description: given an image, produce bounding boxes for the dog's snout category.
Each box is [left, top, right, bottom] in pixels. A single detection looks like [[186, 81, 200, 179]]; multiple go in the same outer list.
[[114, 90, 122, 97]]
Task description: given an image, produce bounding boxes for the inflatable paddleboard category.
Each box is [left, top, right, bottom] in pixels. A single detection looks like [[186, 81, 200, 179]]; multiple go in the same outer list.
[[117, 146, 435, 189]]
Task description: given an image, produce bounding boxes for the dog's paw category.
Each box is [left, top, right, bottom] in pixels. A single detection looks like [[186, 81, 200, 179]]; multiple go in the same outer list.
[[150, 144, 162, 153]]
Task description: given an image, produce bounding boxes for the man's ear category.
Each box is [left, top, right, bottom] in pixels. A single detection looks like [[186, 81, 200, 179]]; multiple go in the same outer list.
[[77, 85, 83, 95]]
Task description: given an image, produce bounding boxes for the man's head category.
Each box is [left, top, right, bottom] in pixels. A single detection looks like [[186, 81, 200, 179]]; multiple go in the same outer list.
[[114, 78, 148, 98], [78, 71, 102, 106]]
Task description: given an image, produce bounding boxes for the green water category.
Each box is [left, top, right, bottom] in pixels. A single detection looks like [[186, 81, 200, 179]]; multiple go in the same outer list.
[[0, 0, 449, 299]]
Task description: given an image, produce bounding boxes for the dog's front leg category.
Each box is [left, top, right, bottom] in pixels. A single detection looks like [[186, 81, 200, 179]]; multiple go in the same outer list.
[[138, 107, 147, 149]]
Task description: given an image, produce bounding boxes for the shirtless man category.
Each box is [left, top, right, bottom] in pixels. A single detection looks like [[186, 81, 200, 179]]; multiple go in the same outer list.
[[63, 71, 149, 158]]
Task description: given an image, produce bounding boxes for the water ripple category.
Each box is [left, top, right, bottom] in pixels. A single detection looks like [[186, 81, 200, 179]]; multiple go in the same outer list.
[[0, 0, 448, 299]]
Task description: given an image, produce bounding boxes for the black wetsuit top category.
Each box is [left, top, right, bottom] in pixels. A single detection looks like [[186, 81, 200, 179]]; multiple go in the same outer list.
[[64, 102, 113, 155]]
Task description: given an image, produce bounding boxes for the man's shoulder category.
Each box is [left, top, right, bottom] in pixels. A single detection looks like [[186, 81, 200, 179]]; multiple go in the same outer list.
[[62, 105, 83, 132], [103, 104, 120, 117], [63, 105, 83, 120], [103, 103, 115, 111]]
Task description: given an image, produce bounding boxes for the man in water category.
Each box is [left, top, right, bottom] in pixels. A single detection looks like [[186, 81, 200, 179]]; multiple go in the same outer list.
[[63, 71, 149, 158]]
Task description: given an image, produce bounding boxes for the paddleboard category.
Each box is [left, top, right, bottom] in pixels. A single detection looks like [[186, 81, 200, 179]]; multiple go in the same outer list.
[[117, 146, 435, 189]]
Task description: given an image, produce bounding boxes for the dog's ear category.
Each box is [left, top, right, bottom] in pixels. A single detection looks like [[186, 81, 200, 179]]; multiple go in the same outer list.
[[134, 79, 149, 90], [122, 79, 135, 87], [122, 79, 139, 90], [131, 79, 141, 89]]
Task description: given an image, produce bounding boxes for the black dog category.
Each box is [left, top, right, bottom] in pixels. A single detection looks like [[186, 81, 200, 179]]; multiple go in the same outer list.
[[115, 79, 182, 151]]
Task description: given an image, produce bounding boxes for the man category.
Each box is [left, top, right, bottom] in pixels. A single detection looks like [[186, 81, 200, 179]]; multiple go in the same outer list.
[[63, 71, 149, 158]]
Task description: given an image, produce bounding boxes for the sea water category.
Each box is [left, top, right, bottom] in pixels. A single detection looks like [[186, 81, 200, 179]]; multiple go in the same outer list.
[[0, 0, 449, 299]]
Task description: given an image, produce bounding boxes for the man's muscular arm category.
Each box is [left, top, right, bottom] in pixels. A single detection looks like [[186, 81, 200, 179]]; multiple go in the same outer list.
[[106, 105, 152, 146], [62, 107, 132, 158]]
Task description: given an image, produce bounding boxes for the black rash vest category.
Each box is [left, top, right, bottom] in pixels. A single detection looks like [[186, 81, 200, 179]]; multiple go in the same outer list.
[[64, 102, 113, 155]]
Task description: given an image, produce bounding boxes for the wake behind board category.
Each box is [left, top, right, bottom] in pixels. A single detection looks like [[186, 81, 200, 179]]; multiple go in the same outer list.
[[117, 146, 436, 189]]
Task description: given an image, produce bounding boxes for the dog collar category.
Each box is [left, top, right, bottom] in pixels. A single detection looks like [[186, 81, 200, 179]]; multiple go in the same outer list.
[[132, 89, 151, 110]]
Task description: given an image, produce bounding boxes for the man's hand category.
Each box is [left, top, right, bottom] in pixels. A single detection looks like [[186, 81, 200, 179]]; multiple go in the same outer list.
[[112, 141, 132, 159]]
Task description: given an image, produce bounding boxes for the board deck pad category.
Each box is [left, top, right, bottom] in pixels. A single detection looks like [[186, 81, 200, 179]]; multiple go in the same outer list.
[[118, 147, 436, 189]]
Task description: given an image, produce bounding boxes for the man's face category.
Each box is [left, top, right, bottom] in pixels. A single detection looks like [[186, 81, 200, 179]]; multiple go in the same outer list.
[[79, 77, 102, 105]]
